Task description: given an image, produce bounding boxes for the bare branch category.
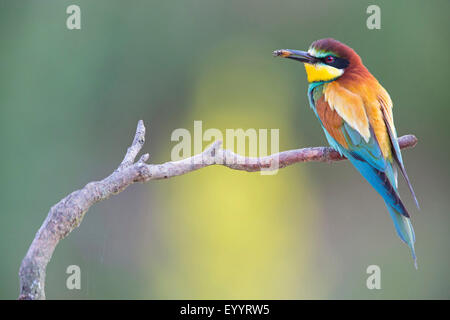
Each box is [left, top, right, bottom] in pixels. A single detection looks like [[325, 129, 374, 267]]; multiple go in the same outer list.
[[118, 120, 146, 170], [18, 120, 418, 299]]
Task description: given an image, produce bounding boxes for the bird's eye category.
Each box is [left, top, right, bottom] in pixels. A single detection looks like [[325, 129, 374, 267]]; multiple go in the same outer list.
[[325, 56, 335, 63]]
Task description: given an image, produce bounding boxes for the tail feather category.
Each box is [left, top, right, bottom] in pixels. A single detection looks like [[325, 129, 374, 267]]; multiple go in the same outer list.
[[345, 152, 417, 267], [385, 201, 417, 268], [347, 153, 410, 218]]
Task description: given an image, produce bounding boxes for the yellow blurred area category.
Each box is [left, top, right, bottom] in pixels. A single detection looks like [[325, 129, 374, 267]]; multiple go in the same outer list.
[[146, 40, 329, 298]]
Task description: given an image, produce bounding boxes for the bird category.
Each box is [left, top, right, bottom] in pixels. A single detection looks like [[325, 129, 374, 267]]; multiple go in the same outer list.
[[273, 38, 419, 268]]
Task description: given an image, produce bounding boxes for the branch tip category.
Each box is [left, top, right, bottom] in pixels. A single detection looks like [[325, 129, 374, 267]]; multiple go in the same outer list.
[[139, 153, 150, 163]]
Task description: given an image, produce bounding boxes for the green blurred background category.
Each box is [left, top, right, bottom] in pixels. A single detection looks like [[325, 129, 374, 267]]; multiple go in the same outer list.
[[1, 0, 449, 299]]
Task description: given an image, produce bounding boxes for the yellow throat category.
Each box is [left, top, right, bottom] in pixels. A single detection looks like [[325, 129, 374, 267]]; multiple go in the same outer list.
[[304, 63, 343, 83]]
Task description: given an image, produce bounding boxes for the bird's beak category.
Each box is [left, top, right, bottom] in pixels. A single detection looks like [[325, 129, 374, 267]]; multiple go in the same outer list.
[[272, 49, 316, 64]]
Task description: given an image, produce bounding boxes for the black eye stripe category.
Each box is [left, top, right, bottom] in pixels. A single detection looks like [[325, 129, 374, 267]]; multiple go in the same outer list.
[[321, 55, 349, 69]]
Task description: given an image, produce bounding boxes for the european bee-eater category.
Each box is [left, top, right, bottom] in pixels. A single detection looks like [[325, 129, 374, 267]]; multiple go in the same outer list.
[[274, 38, 419, 267]]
